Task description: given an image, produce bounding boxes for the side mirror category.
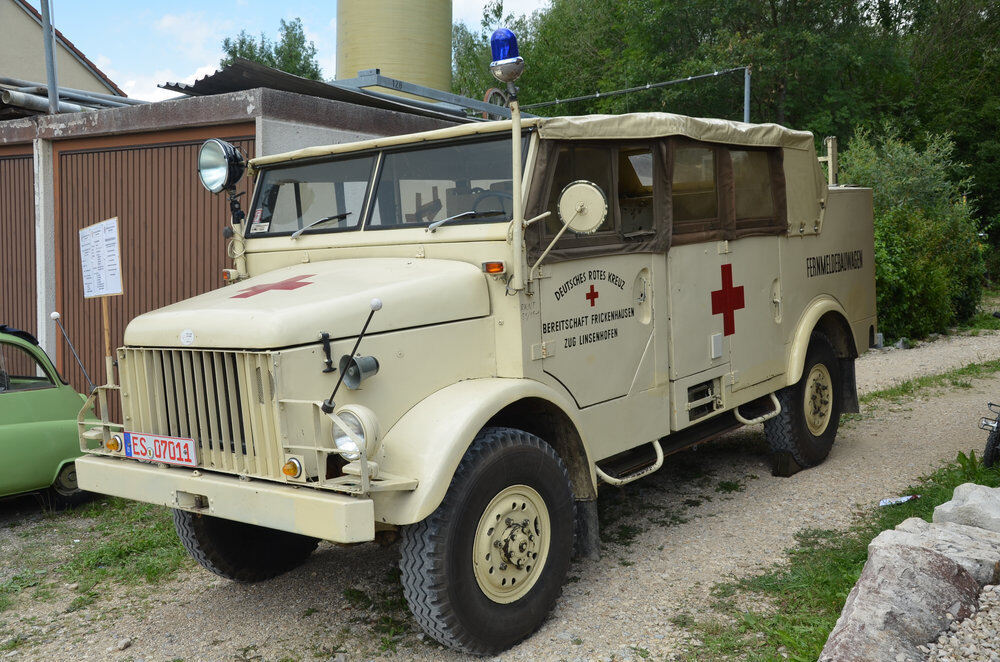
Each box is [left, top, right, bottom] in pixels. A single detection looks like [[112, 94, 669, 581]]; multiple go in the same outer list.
[[557, 180, 608, 235], [530, 180, 607, 279]]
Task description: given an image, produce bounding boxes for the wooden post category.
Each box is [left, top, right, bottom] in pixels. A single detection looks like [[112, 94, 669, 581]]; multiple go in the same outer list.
[[101, 296, 113, 386]]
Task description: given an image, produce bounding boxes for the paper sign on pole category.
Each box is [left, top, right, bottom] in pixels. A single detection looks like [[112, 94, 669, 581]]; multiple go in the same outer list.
[[79, 217, 123, 298]]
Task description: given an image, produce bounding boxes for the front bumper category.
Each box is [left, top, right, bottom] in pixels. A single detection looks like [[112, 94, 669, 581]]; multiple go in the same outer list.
[[76, 456, 375, 543]]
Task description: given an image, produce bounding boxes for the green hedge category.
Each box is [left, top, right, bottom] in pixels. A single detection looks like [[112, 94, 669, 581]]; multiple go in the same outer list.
[[840, 128, 984, 340]]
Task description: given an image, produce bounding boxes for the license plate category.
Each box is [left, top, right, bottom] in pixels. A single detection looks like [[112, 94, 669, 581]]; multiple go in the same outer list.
[[124, 432, 198, 467]]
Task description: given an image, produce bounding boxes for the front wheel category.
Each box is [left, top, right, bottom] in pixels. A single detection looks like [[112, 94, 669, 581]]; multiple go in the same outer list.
[[173, 510, 319, 583], [765, 334, 843, 469], [400, 427, 575, 655]]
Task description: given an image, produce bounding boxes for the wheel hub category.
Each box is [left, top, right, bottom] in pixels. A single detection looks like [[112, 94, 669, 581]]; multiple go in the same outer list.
[[473, 484, 550, 604], [804, 363, 833, 436]]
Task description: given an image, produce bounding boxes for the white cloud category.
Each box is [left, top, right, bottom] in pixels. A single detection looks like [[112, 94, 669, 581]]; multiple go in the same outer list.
[[452, 0, 550, 28], [155, 12, 229, 66]]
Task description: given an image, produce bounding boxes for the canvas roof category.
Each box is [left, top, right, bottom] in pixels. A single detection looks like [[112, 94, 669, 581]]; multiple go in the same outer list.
[[250, 112, 817, 169]]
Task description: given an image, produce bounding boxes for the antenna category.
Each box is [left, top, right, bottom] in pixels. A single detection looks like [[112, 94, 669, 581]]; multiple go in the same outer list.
[[50, 311, 95, 393], [321, 298, 382, 413]]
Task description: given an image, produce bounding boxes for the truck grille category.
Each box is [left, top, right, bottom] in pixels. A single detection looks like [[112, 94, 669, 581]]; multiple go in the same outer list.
[[119, 348, 283, 479]]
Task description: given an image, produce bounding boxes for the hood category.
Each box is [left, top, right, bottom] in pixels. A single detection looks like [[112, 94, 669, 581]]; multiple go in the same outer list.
[[124, 258, 490, 349]]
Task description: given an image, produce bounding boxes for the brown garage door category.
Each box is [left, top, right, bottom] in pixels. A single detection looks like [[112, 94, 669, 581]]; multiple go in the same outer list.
[[0, 149, 36, 334], [54, 126, 255, 392]]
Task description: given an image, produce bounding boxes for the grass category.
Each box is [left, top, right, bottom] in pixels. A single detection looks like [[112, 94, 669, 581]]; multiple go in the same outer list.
[[0, 498, 189, 614], [691, 450, 1000, 661], [860, 358, 1000, 406]]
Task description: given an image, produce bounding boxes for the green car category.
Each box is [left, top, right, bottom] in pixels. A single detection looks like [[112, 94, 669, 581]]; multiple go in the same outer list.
[[0, 324, 91, 507]]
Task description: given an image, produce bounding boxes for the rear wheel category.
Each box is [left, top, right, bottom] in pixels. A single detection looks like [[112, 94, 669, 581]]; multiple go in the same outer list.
[[173, 510, 319, 583], [399, 427, 575, 655], [45, 462, 91, 510], [984, 428, 1000, 468], [765, 334, 843, 468]]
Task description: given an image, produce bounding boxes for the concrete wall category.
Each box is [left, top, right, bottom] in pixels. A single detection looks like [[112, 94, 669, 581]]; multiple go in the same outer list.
[[0, 0, 118, 95]]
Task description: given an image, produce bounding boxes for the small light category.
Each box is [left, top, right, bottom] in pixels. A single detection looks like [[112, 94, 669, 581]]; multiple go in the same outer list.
[[482, 261, 506, 274], [490, 28, 519, 62], [282, 458, 303, 478], [105, 435, 122, 452], [489, 28, 525, 84]]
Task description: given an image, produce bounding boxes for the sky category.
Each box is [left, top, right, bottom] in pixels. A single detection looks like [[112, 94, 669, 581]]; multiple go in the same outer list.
[[43, 0, 548, 101]]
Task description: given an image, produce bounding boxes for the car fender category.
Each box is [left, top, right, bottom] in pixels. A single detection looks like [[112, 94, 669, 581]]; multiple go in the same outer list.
[[786, 295, 854, 385], [372, 377, 585, 526]]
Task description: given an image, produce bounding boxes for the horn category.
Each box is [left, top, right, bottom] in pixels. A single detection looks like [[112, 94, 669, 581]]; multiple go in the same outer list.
[[339, 354, 379, 390]]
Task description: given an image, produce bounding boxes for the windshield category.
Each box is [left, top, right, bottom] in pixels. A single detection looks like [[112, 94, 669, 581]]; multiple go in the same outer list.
[[368, 136, 520, 229], [248, 134, 525, 237], [249, 155, 375, 237]]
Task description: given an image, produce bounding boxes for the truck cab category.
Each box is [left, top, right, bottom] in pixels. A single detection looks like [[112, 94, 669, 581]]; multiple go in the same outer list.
[[76, 113, 875, 654]]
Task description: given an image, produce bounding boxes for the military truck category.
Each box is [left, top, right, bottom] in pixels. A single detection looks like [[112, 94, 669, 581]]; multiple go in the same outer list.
[[76, 108, 875, 653]]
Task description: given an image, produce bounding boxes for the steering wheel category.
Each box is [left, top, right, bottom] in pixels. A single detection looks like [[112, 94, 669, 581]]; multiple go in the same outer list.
[[472, 190, 514, 216]]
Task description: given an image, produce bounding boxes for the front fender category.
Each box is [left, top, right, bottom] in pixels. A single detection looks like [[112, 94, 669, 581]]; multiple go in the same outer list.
[[372, 378, 583, 526]]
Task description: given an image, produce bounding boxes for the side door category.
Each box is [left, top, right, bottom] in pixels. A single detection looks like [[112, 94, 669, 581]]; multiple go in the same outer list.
[[534, 143, 659, 408], [0, 340, 83, 496], [726, 147, 786, 391]]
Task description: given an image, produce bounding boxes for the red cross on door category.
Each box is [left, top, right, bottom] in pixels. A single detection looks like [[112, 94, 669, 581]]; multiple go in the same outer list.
[[585, 284, 599, 307], [231, 274, 316, 299], [710, 264, 745, 336]]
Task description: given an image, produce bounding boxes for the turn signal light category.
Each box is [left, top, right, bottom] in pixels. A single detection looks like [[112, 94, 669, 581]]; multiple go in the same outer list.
[[282, 458, 303, 478], [105, 435, 122, 452], [482, 261, 506, 274]]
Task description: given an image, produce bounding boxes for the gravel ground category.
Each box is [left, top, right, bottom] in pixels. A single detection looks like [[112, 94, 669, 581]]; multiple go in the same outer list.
[[923, 585, 1000, 661], [2, 330, 1000, 662]]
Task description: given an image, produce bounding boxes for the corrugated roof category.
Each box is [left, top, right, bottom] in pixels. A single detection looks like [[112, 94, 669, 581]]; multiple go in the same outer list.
[[161, 59, 473, 124]]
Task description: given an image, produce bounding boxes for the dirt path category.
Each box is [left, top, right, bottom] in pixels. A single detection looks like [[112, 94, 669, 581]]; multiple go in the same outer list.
[[3, 332, 1000, 662]]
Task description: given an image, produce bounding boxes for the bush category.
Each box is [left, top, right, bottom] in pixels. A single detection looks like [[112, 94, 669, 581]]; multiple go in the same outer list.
[[840, 127, 984, 339]]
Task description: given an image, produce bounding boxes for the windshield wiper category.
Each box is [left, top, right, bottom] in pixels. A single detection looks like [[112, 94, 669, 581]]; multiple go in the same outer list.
[[426, 209, 505, 233], [291, 211, 353, 240]]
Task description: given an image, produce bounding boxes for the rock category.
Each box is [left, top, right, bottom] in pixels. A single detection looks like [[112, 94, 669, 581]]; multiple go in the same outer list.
[[820, 543, 979, 662], [934, 483, 1000, 534], [884, 517, 1000, 585], [116, 637, 131, 651]]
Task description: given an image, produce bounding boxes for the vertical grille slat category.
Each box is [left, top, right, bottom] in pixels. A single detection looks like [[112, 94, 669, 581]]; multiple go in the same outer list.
[[123, 348, 280, 479]]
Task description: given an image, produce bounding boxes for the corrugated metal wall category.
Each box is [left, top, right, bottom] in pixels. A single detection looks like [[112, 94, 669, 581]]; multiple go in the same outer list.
[[0, 151, 36, 334], [54, 128, 254, 393]]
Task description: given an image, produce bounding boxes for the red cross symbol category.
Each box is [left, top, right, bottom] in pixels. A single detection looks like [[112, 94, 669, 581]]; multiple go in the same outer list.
[[710, 264, 745, 336], [231, 274, 315, 299], [585, 284, 600, 307]]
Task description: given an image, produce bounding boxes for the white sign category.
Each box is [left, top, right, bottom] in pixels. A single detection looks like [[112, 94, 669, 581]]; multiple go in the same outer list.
[[79, 217, 123, 298]]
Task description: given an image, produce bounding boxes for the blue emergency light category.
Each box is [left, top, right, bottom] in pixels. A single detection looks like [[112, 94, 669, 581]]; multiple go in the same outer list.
[[489, 28, 524, 84]]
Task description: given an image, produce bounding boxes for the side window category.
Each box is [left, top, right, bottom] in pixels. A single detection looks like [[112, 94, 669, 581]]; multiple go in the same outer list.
[[619, 148, 654, 236], [672, 145, 718, 223], [732, 149, 775, 223], [544, 145, 615, 235], [0, 342, 54, 393]]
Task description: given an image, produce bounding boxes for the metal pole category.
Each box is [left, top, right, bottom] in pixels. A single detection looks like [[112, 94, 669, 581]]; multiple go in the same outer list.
[[509, 83, 525, 291], [40, 0, 59, 115], [743, 66, 751, 123]]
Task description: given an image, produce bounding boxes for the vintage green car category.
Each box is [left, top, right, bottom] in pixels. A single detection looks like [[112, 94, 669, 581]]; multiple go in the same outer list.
[[0, 324, 90, 507]]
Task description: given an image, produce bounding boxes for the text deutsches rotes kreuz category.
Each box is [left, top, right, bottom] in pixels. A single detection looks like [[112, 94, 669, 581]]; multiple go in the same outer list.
[[545, 269, 633, 349]]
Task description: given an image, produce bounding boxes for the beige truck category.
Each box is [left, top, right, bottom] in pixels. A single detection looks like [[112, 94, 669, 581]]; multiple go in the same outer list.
[[76, 111, 875, 654]]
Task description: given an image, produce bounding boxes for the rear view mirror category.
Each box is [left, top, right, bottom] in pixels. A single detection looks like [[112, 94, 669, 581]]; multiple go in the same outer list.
[[557, 180, 608, 235], [530, 180, 608, 280]]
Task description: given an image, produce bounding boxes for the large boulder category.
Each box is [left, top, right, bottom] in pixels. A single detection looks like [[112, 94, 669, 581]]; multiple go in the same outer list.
[[934, 483, 1000, 534], [885, 517, 1000, 585], [819, 542, 979, 662]]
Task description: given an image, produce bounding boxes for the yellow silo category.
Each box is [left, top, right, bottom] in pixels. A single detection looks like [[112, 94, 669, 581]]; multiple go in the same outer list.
[[336, 0, 453, 94]]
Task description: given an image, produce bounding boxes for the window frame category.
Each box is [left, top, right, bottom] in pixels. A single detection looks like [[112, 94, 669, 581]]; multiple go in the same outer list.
[[0, 341, 57, 394]]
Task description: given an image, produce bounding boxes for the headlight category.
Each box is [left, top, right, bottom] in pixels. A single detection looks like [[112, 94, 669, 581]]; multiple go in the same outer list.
[[198, 139, 246, 193], [331, 405, 380, 461]]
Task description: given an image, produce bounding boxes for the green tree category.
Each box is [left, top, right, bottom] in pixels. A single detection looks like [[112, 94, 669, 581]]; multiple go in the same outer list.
[[221, 18, 322, 80]]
